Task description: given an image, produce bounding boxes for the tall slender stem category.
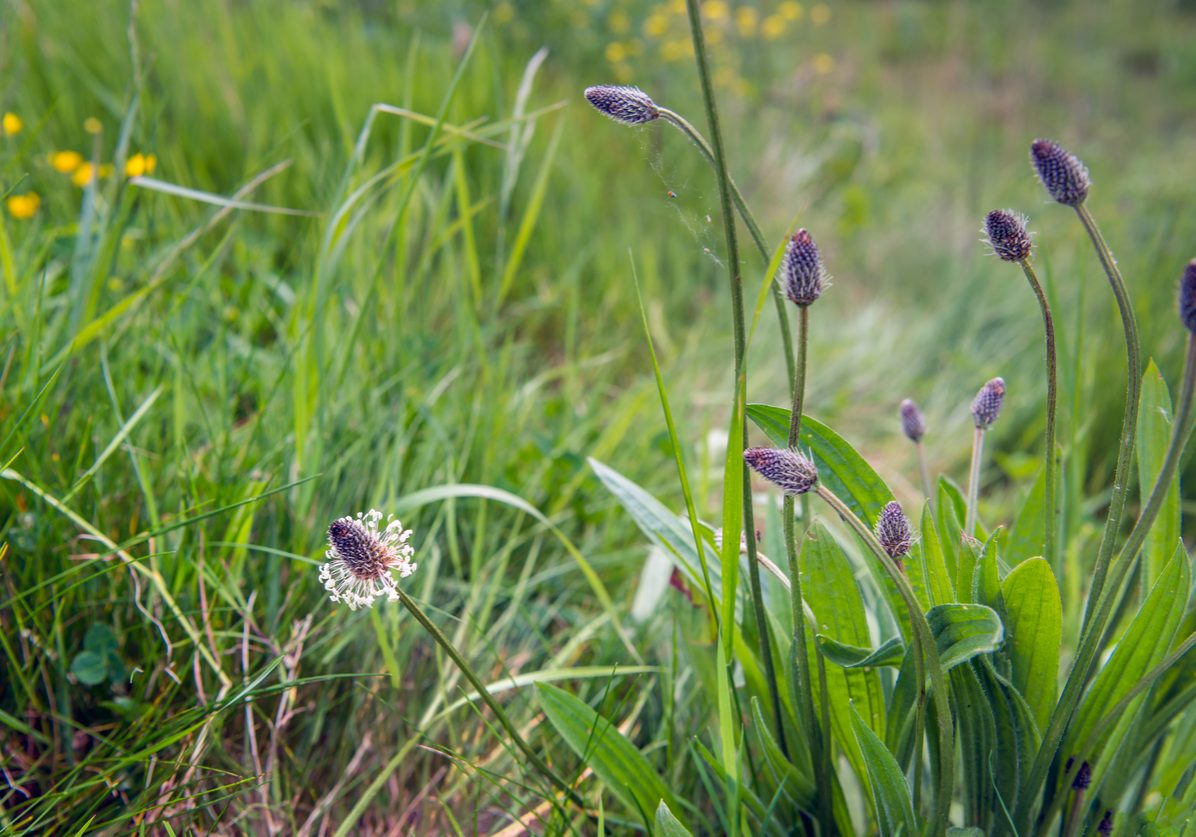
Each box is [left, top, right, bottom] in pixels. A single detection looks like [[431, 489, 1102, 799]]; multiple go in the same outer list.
[[916, 440, 934, 507], [782, 307, 832, 831], [965, 427, 985, 537], [815, 485, 954, 832], [1019, 259, 1059, 568], [1015, 333, 1196, 833], [1074, 203, 1140, 625], [681, 0, 788, 768], [395, 587, 584, 807]]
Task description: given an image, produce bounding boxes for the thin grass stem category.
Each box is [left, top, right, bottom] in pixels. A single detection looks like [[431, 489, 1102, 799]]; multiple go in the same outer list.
[[915, 441, 933, 509], [395, 587, 584, 807], [1019, 259, 1059, 568]]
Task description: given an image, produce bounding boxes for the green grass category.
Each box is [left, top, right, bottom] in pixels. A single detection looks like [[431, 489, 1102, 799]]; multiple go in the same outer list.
[[3, 0, 1196, 832]]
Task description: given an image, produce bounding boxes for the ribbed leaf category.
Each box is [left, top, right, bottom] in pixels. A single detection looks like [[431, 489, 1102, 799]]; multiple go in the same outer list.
[[918, 502, 955, 606], [1136, 360, 1181, 589], [817, 635, 905, 669], [927, 603, 1005, 670], [537, 683, 684, 829], [654, 800, 694, 837], [852, 702, 916, 836], [1000, 557, 1061, 733], [1004, 465, 1048, 567]]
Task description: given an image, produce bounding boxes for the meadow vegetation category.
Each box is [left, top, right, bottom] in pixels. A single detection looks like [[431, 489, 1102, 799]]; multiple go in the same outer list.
[[3, 0, 1196, 833]]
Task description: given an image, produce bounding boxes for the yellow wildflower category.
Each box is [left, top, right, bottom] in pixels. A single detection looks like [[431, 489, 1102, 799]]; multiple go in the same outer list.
[[49, 150, 84, 173], [736, 6, 758, 37], [84, 117, 103, 135], [72, 162, 98, 187], [609, 10, 631, 33], [661, 38, 694, 61], [779, 1, 804, 21], [811, 3, 830, 24], [605, 41, 628, 63], [125, 152, 157, 177], [2, 112, 21, 136], [761, 15, 787, 39], [669, 0, 685, 13], [813, 52, 835, 74], [645, 13, 669, 38], [5, 192, 40, 219], [702, 1, 728, 21]]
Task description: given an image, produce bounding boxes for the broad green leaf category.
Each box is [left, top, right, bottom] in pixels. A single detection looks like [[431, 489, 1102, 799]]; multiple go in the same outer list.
[[927, 603, 1005, 670], [1000, 557, 1061, 733], [1066, 543, 1191, 773], [851, 703, 916, 837], [748, 699, 816, 812], [936, 478, 966, 599], [951, 666, 997, 826], [654, 800, 694, 837], [536, 682, 685, 829], [746, 406, 893, 522], [976, 657, 1041, 821], [817, 635, 906, 669], [70, 651, 108, 686], [802, 523, 887, 775], [972, 532, 1002, 610], [1135, 360, 1180, 589]]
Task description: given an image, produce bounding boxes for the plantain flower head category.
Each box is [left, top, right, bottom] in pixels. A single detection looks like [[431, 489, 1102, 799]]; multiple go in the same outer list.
[[319, 510, 416, 610], [584, 85, 661, 125]]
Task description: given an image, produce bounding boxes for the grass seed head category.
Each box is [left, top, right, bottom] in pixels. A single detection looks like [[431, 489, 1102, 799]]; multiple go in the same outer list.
[[1031, 138, 1090, 206], [1071, 760, 1092, 790], [779, 228, 826, 307], [744, 447, 818, 495], [1179, 259, 1196, 332], [984, 209, 1032, 262], [1097, 811, 1113, 836], [584, 85, 661, 125], [971, 377, 1006, 429], [900, 398, 926, 442]]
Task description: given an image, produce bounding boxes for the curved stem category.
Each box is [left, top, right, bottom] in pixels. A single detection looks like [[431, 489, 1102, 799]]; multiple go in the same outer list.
[[1019, 259, 1059, 569], [1015, 333, 1196, 834], [965, 427, 985, 537], [658, 106, 797, 389], [815, 485, 954, 833], [395, 587, 584, 807], [1074, 203, 1140, 625], [681, 1, 788, 781]]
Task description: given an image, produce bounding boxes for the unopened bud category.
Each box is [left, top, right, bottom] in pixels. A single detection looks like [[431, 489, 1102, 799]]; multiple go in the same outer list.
[[584, 85, 661, 125], [744, 447, 818, 496], [1179, 259, 1196, 332], [971, 377, 1006, 429], [1030, 139, 1090, 206], [778, 229, 826, 307], [875, 501, 913, 561], [900, 399, 926, 443], [984, 209, 1032, 262]]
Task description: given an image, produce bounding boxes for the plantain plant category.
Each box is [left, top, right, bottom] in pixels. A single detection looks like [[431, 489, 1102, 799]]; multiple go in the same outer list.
[[537, 6, 1196, 835]]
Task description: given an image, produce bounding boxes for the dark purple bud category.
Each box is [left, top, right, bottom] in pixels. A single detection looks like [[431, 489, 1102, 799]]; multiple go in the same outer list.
[[1071, 760, 1092, 791], [584, 85, 660, 125], [900, 399, 926, 443], [778, 229, 826, 307], [971, 377, 1006, 429], [1179, 259, 1196, 332], [984, 209, 1032, 262], [875, 501, 913, 560], [744, 447, 818, 496], [1097, 810, 1113, 836], [1031, 139, 1090, 206]]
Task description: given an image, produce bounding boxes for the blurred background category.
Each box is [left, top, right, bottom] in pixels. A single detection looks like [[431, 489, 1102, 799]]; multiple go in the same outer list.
[[3, 0, 1196, 831]]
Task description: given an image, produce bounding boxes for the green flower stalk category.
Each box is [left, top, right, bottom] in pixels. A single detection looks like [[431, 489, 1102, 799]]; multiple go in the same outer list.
[[965, 377, 1006, 537], [985, 209, 1058, 568]]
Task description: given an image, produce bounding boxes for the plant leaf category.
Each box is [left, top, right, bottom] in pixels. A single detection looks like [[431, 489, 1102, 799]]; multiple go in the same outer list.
[[927, 603, 1005, 670], [654, 800, 694, 837], [851, 702, 917, 836], [1000, 557, 1061, 733], [817, 635, 906, 669], [536, 682, 685, 829], [1135, 360, 1181, 589]]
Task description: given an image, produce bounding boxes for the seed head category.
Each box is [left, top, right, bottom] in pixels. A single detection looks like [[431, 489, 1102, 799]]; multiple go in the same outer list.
[[778, 229, 826, 307], [1097, 810, 1113, 836], [1179, 260, 1196, 332], [1030, 139, 1090, 206], [319, 510, 416, 610], [584, 85, 660, 125], [984, 209, 1032, 262], [744, 447, 818, 496], [1071, 760, 1092, 791], [971, 377, 1006, 429], [900, 399, 926, 443], [875, 501, 913, 560]]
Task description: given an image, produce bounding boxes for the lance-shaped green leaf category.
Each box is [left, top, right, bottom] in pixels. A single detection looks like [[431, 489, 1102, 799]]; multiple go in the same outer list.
[[1000, 557, 1061, 733], [654, 800, 694, 837], [1135, 360, 1181, 589], [817, 635, 906, 670], [852, 702, 917, 836], [537, 682, 685, 829]]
